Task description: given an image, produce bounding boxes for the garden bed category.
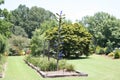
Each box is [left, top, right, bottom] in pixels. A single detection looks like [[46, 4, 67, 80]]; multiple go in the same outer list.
[[25, 60, 88, 78]]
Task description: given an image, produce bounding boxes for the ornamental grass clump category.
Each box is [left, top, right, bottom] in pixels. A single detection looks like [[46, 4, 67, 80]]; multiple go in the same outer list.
[[25, 56, 74, 71]]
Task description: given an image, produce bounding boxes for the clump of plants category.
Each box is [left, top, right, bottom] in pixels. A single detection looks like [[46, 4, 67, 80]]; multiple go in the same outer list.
[[108, 52, 114, 57], [8, 35, 30, 56], [95, 46, 104, 54], [113, 48, 120, 59], [25, 56, 74, 71], [107, 48, 120, 59]]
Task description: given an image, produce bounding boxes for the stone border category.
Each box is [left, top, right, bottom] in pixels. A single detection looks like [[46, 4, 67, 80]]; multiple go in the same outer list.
[[25, 60, 88, 78]]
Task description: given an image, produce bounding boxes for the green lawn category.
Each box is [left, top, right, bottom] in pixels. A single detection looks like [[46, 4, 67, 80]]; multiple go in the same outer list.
[[0, 56, 41, 80], [0, 55, 120, 80]]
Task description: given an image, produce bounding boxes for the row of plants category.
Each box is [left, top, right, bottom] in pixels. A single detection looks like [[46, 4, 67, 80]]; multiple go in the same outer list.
[[25, 55, 74, 71], [95, 46, 120, 59], [0, 55, 7, 73]]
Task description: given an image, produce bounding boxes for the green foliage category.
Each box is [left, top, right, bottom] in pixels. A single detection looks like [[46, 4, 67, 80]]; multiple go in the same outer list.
[[0, 34, 7, 54], [95, 46, 106, 54], [25, 56, 74, 71], [0, 19, 13, 38], [12, 26, 28, 37], [0, 0, 4, 5], [65, 64, 74, 71], [8, 35, 30, 56], [40, 20, 57, 34], [30, 29, 45, 56], [58, 59, 66, 69], [10, 5, 55, 38], [114, 48, 120, 59], [108, 52, 114, 57], [95, 46, 101, 54], [30, 19, 56, 56], [45, 23, 92, 58], [82, 12, 120, 49], [114, 52, 120, 59]]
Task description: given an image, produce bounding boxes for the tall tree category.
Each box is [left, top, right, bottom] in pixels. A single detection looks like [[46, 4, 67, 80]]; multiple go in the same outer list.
[[10, 5, 55, 38], [0, 19, 13, 37], [82, 12, 120, 48], [45, 23, 92, 58], [0, 1, 12, 54]]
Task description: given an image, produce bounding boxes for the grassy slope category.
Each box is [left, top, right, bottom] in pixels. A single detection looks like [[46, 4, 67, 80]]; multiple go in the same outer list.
[[0, 55, 120, 80]]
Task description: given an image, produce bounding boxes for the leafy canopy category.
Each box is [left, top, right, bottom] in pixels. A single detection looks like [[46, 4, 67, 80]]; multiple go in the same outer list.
[[45, 23, 92, 58], [82, 12, 120, 49]]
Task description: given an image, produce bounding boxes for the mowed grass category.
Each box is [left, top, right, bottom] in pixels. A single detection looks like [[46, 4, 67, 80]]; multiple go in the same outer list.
[[0, 54, 120, 80], [0, 56, 41, 80]]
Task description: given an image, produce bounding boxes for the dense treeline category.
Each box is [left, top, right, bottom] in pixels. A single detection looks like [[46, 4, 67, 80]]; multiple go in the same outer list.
[[0, 4, 56, 55], [0, 3, 120, 58], [82, 12, 120, 55], [9, 5, 56, 38]]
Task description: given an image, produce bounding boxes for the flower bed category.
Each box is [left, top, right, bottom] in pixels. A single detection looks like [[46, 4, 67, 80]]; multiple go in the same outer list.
[[25, 56, 88, 78]]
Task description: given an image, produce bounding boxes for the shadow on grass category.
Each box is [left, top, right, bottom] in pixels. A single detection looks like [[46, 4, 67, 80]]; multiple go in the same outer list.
[[66, 56, 91, 60]]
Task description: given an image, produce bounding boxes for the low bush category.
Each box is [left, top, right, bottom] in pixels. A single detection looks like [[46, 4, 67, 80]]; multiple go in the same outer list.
[[59, 60, 66, 70], [108, 52, 114, 57], [8, 35, 30, 56], [114, 49, 120, 59], [95, 46, 104, 54], [66, 64, 74, 71], [25, 56, 74, 71], [104, 47, 113, 55], [114, 52, 119, 59]]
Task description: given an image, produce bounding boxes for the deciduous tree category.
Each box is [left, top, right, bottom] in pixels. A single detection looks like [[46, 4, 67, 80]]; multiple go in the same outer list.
[[45, 23, 92, 58]]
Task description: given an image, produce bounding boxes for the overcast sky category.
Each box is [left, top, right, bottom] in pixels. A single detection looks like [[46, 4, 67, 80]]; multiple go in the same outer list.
[[1, 0, 120, 21]]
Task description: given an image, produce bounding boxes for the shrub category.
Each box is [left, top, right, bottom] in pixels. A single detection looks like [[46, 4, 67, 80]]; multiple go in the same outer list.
[[0, 34, 7, 55], [108, 52, 114, 57], [45, 23, 92, 58], [59, 60, 66, 70], [104, 47, 109, 55], [114, 52, 119, 59], [8, 35, 30, 56], [104, 46, 113, 55], [37, 60, 49, 71], [30, 29, 45, 56], [95, 46, 104, 54], [114, 49, 120, 59], [48, 60, 57, 71], [25, 56, 74, 71], [65, 64, 74, 71]]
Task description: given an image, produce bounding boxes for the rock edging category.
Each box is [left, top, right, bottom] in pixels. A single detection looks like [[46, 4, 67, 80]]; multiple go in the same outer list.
[[25, 60, 88, 78]]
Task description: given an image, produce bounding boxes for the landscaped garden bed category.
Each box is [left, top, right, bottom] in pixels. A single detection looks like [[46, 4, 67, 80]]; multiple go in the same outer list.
[[25, 56, 88, 78]]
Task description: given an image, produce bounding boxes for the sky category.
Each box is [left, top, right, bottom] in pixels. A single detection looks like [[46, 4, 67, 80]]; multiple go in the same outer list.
[[1, 0, 120, 21]]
